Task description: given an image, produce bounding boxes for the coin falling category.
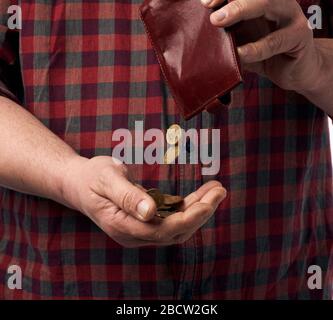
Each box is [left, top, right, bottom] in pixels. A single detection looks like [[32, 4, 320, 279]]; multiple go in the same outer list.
[[164, 145, 180, 164], [164, 124, 182, 164], [146, 188, 184, 218], [166, 124, 182, 145]]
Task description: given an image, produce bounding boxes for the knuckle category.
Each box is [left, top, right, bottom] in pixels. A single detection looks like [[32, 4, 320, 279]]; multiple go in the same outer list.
[[250, 42, 263, 59], [101, 161, 127, 179], [230, 0, 245, 16], [119, 164, 128, 176], [197, 202, 213, 215], [121, 190, 136, 212], [266, 34, 282, 52], [110, 161, 128, 177]]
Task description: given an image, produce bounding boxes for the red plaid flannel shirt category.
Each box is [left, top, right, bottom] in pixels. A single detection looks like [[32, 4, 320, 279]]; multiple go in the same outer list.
[[0, 0, 332, 299]]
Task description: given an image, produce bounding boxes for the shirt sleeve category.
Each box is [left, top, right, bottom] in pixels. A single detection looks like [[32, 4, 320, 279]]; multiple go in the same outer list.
[[0, 3, 21, 104]]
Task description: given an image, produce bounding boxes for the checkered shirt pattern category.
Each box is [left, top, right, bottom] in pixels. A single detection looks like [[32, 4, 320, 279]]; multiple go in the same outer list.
[[0, 0, 332, 299]]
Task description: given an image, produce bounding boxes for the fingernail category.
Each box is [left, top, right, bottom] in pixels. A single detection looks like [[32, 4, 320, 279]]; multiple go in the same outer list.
[[137, 200, 150, 219], [215, 10, 227, 21], [201, 0, 212, 5]]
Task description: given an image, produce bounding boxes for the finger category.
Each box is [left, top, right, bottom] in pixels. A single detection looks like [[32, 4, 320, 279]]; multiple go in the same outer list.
[[135, 183, 147, 192], [200, 185, 227, 209], [104, 185, 226, 245], [158, 203, 212, 241], [111, 157, 138, 184], [210, 0, 267, 27], [200, 0, 223, 8], [98, 205, 164, 239], [237, 27, 297, 63], [99, 168, 157, 221], [180, 186, 226, 233], [170, 186, 227, 242], [103, 225, 175, 248], [162, 186, 227, 244], [98, 209, 174, 247], [117, 239, 175, 248], [181, 180, 223, 210], [242, 62, 265, 76], [209, 0, 296, 27], [159, 186, 227, 240]]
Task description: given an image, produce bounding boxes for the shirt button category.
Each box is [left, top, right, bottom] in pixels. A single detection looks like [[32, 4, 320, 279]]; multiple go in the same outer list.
[[166, 124, 182, 145]]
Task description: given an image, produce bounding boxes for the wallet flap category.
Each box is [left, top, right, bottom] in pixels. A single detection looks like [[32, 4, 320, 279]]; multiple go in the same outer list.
[[140, 0, 242, 119]]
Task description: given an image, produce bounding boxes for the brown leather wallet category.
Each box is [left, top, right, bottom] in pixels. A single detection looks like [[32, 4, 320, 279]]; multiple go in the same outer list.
[[139, 0, 242, 120]]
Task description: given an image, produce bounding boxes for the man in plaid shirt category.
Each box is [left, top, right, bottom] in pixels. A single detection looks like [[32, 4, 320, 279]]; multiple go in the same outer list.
[[0, 0, 332, 299]]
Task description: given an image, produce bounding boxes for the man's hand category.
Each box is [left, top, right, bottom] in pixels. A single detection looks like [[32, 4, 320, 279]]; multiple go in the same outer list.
[[63, 156, 227, 248], [201, 0, 320, 93], [0, 96, 227, 249]]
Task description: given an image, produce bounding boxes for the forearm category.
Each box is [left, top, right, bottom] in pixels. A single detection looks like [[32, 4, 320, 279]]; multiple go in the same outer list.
[[299, 39, 333, 117], [0, 96, 84, 206]]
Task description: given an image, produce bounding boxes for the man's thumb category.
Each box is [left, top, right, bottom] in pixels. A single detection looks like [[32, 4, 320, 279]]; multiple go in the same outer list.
[[104, 174, 156, 221]]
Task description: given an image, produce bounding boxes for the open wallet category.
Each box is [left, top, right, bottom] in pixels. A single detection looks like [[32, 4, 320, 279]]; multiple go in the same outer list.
[[139, 0, 243, 120]]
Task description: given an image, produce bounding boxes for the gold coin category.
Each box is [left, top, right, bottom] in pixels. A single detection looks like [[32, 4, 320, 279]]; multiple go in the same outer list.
[[145, 187, 184, 218], [164, 145, 180, 164], [147, 189, 164, 207], [163, 194, 183, 206], [166, 124, 182, 145], [157, 204, 173, 211]]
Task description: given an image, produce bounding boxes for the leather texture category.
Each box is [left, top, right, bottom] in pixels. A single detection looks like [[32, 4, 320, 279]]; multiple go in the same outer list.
[[139, 0, 242, 120]]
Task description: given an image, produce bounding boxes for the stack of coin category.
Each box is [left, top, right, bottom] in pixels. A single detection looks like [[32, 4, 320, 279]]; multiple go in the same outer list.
[[146, 188, 184, 218]]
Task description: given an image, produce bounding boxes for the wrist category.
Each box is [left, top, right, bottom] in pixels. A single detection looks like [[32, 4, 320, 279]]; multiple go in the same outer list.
[[56, 155, 90, 211]]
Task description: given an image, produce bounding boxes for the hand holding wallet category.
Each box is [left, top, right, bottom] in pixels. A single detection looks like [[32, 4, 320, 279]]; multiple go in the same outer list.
[[139, 0, 243, 119]]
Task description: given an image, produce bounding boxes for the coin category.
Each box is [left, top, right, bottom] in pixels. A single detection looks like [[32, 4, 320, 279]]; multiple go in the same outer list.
[[147, 188, 164, 207], [156, 211, 175, 219], [145, 188, 184, 219], [163, 194, 183, 206], [164, 145, 180, 164], [166, 124, 182, 145], [157, 204, 173, 211]]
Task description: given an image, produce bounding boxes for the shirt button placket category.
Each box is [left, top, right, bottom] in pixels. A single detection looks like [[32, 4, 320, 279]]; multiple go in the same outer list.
[[176, 117, 199, 300]]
